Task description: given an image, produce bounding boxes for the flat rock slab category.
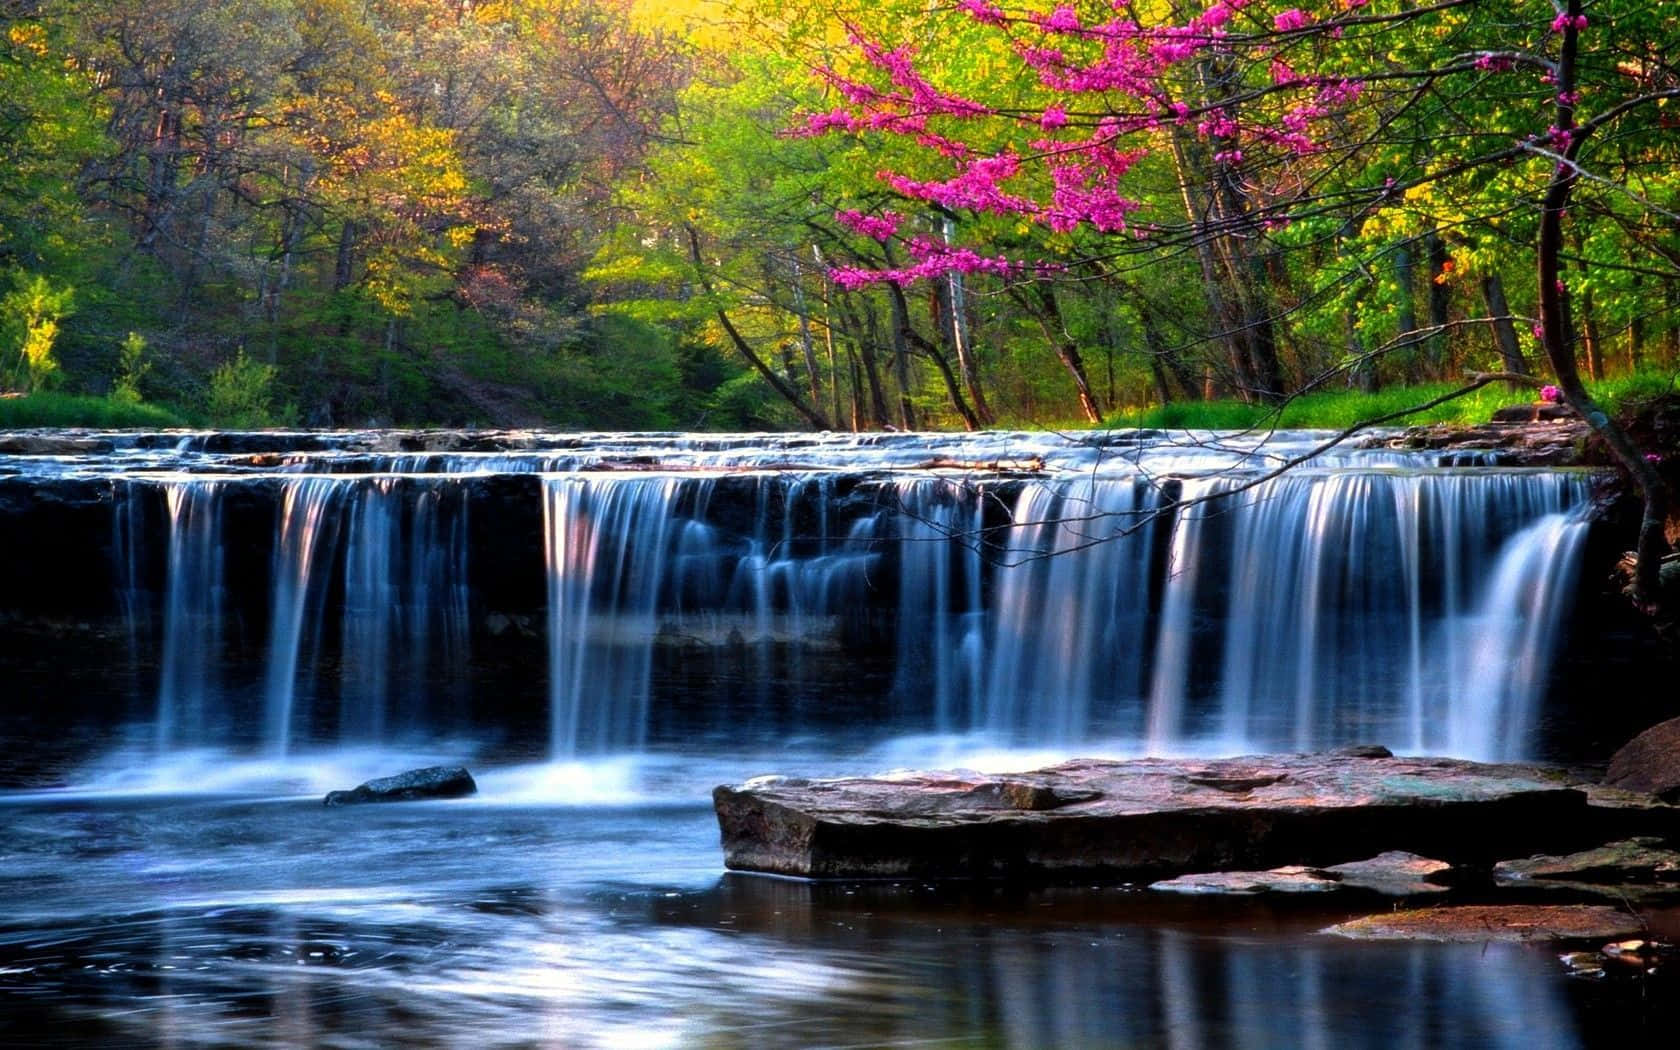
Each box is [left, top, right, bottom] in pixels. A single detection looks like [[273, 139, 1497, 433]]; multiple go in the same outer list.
[[714, 754, 1614, 881], [1324, 905, 1644, 944]]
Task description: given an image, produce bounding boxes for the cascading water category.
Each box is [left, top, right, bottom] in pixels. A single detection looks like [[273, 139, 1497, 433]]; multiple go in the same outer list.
[[543, 475, 685, 756], [9, 430, 1604, 769], [153, 480, 228, 749], [263, 477, 347, 755], [981, 477, 1165, 741]]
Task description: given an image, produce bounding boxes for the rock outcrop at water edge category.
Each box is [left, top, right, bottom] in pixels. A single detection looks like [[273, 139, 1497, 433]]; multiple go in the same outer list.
[[713, 753, 1653, 881]]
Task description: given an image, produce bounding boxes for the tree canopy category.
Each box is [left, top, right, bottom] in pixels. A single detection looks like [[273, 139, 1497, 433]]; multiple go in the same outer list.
[[0, 0, 1676, 436]]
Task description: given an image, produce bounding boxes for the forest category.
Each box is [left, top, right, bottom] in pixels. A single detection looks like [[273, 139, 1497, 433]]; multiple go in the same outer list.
[[0, 0, 1676, 431]]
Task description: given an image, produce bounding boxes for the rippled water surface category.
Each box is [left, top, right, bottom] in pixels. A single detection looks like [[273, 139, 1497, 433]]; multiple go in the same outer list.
[[2, 749, 1672, 1049]]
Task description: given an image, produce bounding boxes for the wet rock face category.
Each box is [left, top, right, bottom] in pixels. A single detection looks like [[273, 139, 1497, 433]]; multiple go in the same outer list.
[[323, 766, 477, 806], [713, 754, 1627, 881], [1606, 717, 1680, 802]]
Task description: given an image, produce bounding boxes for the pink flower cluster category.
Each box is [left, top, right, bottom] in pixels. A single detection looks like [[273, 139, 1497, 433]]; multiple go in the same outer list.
[[1550, 12, 1588, 33], [800, 0, 1378, 285], [1273, 8, 1312, 31], [830, 241, 1025, 289], [835, 210, 902, 241]]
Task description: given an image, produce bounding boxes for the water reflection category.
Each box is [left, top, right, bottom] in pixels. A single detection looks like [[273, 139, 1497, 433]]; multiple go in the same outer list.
[[0, 794, 1665, 1049]]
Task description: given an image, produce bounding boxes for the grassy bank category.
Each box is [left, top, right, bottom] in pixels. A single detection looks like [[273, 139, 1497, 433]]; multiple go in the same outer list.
[[1110, 372, 1680, 431], [0, 392, 186, 429]]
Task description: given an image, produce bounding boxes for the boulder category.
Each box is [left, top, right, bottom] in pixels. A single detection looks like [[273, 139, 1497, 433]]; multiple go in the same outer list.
[[1606, 717, 1680, 802], [713, 753, 1625, 881], [1324, 905, 1644, 944], [323, 765, 477, 806]]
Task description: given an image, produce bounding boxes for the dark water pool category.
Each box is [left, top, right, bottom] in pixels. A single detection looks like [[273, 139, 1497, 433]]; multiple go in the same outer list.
[[1, 751, 1673, 1049]]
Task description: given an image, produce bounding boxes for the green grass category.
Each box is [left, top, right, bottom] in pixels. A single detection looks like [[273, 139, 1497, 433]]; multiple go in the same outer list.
[[1110, 371, 1680, 432], [0, 392, 187, 429]]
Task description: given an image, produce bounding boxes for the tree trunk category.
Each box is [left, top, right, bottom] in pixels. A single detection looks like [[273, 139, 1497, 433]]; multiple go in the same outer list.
[[893, 286, 980, 430], [835, 293, 891, 428], [1538, 6, 1670, 609], [684, 225, 831, 430], [1394, 242, 1421, 382], [1168, 127, 1255, 399], [943, 217, 995, 424], [1426, 232, 1452, 376], [1024, 285, 1103, 423], [790, 261, 825, 413], [1480, 274, 1529, 389]]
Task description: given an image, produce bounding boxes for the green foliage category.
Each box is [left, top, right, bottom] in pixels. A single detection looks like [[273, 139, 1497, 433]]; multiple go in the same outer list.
[[110, 332, 151, 406], [207, 351, 289, 428], [0, 391, 183, 428], [0, 273, 74, 393], [1114, 373, 1680, 431]]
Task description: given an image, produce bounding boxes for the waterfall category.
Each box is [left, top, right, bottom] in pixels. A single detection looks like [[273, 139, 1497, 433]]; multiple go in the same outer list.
[[983, 477, 1164, 741], [1144, 470, 1587, 757], [1444, 510, 1591, 760], [543, 475, 685, 756], [154, 481, 227, 750], [87, 434, 1600, 764], [339, 480, 472, 742], [890, 478, 985, 732], [263, 477, 347, 756]]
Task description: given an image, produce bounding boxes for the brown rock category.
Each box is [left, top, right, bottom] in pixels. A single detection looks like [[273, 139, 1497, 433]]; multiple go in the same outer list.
[[713, 754, 1620, 881], [1324, 905, 1643, 943], [1606, 717, 1680, 802]]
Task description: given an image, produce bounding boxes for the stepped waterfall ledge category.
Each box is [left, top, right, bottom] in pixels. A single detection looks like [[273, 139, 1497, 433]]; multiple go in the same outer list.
[[0, 428, 1618, 777]]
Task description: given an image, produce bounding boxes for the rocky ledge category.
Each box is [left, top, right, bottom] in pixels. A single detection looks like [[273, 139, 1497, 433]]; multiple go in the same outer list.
[[1356, 416, 1589, 466], [713, 751, 1678, 881]]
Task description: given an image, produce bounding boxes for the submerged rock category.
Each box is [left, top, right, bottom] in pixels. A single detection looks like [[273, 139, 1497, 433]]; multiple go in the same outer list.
[[1493, 838, 1680, 896], [1325, 905, 1643, 943], [713, 754, 1623, 881], [1149, 851, 1455, 898], [1151, 866, 1342, 896], [1606, 717, 1680, 802], [323, 765, 477, 806]]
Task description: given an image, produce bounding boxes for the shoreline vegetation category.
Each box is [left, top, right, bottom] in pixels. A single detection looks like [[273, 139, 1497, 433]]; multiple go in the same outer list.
[[3, 373, 1675, 436]]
